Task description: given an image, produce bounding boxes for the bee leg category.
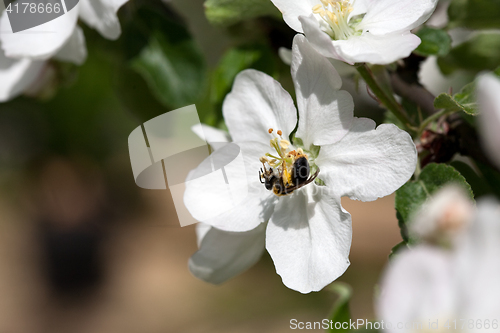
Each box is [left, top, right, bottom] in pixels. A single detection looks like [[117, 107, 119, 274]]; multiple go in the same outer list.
[[259, 170, 264, 184], [304, 168, 320, 185]]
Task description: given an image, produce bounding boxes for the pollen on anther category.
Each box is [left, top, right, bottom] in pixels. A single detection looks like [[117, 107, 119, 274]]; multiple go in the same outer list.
[[277, 130, 283, 136], [268, 128, 274, 134]]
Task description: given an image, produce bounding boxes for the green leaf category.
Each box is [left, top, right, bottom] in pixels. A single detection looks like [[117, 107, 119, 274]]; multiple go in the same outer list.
[[453, 82, 477, 114], [438, 32, 500, 75], [389, 241, 409, 259], [448, 0, 500, 30], [450, 161, 491, 198], [433, 67, 500, 116], [127, 7, 207, 109], [433, 81, 478, 115], [328, 282, 352, 332], [211, 44, 278, 107], [395, 163, 474, 241], [415, 27, 451, 57], [204, 0, 280, 26], [433, 93, 476, 116], [201, 43, 282, 125]]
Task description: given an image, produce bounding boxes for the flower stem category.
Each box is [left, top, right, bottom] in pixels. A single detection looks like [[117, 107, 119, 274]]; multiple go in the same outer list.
[[356, 64, 416, 133]]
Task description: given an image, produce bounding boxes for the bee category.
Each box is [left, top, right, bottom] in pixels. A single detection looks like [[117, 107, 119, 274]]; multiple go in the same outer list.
[[259, 154, 319, 196]]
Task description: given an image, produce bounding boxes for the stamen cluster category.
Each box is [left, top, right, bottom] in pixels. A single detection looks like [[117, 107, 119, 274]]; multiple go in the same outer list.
[[260, 128, 306, 187], [312, 0, 356, 40]]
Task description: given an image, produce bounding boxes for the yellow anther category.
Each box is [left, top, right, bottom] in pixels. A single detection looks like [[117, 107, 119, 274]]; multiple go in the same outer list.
[[260, 156, 269, 164], [280, 140, 291, 149], [327, 11, 336, 23], [312, 4, 323, 13]]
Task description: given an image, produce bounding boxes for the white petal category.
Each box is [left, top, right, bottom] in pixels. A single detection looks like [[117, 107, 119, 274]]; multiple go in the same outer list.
[[269, 0, 320, 33], [78, 0, 128, 40], [359, 0, 439, 35], [266, 186, 352, 293], [223, 69, 297, 143], [377, 246, 455, 331], [195, 222, 212, 247], [291, 35, 353, 147], [278, 47, 292, 66], [0, 5, 79, 60], [350, 0, 371, 17], [456, 199, 500, 319], [189, 223, 266, 284], [334, 32, 421, 65], [184, 141, 277, 232], [477, 74, 500, 170], [316, 118, 417, 201], [54, 26, 87, 65], [299, 15, 351, 64], [0, 49, 44, 102], [191, 124, 231, 151]]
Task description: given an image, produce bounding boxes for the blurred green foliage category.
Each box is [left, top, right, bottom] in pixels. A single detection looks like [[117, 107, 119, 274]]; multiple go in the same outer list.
[[438, 32, 500, 75], [204, 0, 280, 26], [415, 27, 451, 57], [127, 7, 207, 109], [198, 43, 283, 126], [448, 0, 500, 30], [328, 283, 352, 333]]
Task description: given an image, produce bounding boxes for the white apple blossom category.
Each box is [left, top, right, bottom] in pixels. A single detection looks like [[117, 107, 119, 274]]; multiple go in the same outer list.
[[477, 74, 500, 170], [410, 185, 474, 245], [0, 0, 127, 101], [377, 187, 500, 332], [0, 0, 127, 60], [186, 35, 417, 293], [270, 0, 438, 65]]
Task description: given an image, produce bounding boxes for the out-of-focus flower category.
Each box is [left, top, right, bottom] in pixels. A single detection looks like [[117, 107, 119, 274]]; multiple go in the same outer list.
[[0, 46, 45, 102], [477, 74, 500, 170], [377, 186, 500, 332], [0, 0, 128, 101], [186, 35, 416, 293], [0, 0, 127, 60], [269, 0, 438, 65], [410, 185, 474, 246]]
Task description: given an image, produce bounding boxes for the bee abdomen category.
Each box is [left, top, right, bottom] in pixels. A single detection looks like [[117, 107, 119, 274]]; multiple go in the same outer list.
[[292, 156, 310, 185]]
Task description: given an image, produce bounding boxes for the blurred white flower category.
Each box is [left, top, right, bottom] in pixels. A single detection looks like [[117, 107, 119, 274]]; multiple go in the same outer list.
[[186, 35, 417, 293], [0, 0, 128, 101], [270, 0, 438, 65], [378, 187, 500, 332], [477, 74, 500, 170], [0, 0, 127, 60], [0, 46, 45, 102], [410, 185, 474, 245]]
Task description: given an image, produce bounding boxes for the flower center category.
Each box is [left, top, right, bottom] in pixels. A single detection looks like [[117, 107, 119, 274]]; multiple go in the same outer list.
[[312, 0, 359, 40], [258, 128, 319, 196]]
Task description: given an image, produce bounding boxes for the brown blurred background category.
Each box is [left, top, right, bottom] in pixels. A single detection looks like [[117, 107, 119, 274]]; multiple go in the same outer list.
[[0, 175, 401, 333]]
